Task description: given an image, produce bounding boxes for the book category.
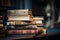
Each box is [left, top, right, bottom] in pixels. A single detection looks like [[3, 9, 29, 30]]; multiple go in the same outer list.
[[8, 15, 31, 21], [7, 24, 37, 28], [8, 9, 31, 16], [7, 21, 30, 25], [7, 25, 37, 30], [33, 17, 44, 20], [7, 30, 38, 34], [35, 20, 43, 24]]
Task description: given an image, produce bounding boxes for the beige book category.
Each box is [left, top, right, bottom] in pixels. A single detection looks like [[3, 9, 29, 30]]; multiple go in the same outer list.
[[16, 9, 29, 15], [8, 9, 31, 16], [33, 17, 44, 20], [15, 21, 29, 25], [35, 20, 43, 24], [37, 27, 44, 30], [8, 15, 31, 21]]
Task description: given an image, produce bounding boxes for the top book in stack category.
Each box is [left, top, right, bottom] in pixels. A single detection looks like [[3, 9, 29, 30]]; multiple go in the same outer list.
[[7, 9, 32, 21], [7, 9, 32, 16]]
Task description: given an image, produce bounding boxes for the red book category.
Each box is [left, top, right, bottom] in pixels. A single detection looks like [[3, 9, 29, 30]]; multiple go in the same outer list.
[[8, 30, 38, 34]]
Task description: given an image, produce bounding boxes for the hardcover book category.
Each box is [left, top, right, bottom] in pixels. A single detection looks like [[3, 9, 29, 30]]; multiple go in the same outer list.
[[7, 25, 37, 30], [8, 15, 31, 21], [7, 30, 38, 34], [8, 9, 30, 16], [33, 17, 44, 20]]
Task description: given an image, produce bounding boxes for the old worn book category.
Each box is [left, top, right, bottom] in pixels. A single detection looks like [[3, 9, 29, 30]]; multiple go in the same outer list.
[[7, 30, 38, 34], [8, 9, 31, 16], [8, 15, 31, 21]]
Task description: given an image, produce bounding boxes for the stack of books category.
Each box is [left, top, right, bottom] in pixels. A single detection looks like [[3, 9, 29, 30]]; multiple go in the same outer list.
[[0, 16, 5, 37], [6, 9, 38, 37], [33, 17, 44, 31]]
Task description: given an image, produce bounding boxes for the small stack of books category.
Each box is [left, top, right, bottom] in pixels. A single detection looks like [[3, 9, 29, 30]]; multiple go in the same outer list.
[[0, 16, 5, 37], [6, 9, 38, 37], [33, 17, 44, 27], [33, 17, 44, 32]]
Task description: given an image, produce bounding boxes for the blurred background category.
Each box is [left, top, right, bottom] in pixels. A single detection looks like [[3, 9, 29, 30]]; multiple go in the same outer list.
[[0, 0, 60, 40]]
